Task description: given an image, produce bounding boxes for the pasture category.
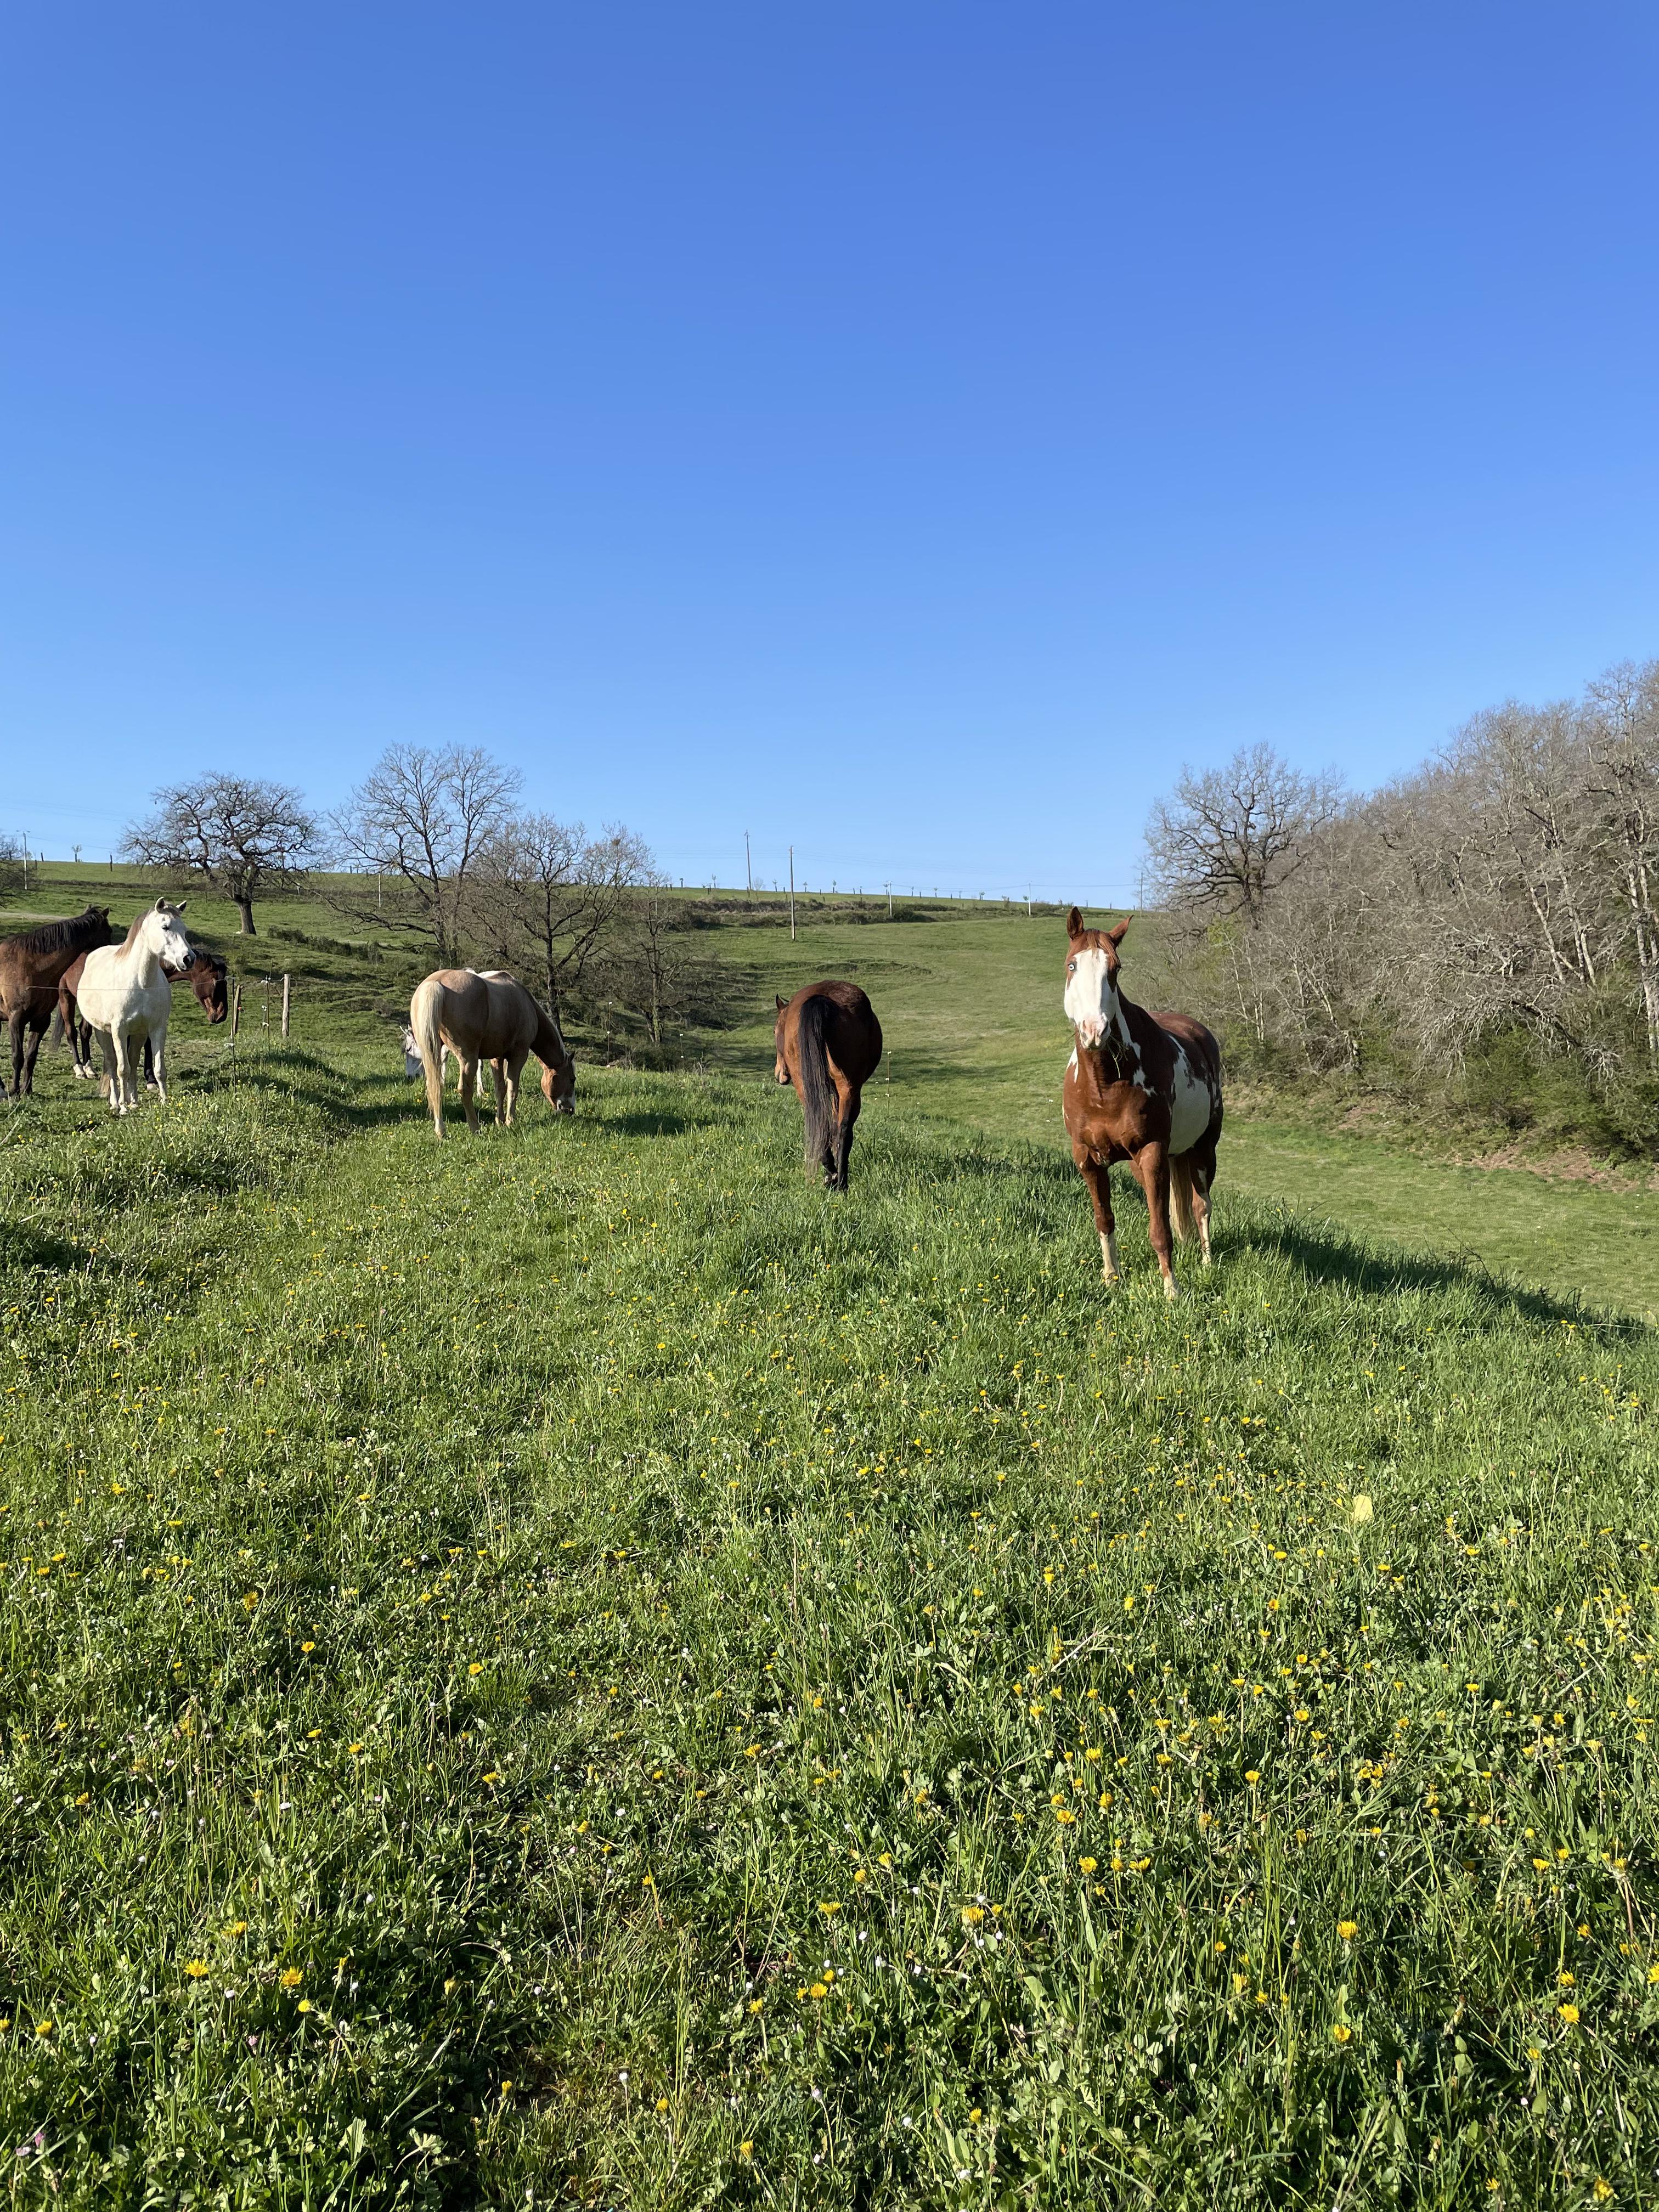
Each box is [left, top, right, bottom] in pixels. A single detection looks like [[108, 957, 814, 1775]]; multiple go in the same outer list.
[[1, 878, 1657, 2207]]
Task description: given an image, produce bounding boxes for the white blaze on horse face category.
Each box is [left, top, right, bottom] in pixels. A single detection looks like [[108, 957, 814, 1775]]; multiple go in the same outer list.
[[1064, 949, 1119, 1047], [1167, 1043, 1211, 1155]]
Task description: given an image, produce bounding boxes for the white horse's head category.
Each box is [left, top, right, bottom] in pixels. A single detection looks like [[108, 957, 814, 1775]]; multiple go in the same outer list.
[[1063, 907, 1130, 1049], [143, 899, 195, 969], [401, 1025, 423, 1079]]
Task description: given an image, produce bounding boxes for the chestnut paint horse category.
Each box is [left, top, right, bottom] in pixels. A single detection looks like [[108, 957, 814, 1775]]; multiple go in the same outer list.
[[774, 980, 882, 1191], [409, 968, 575, 1138], [1060, 908, 1222, 1300], [0, 905, 115, 1098]]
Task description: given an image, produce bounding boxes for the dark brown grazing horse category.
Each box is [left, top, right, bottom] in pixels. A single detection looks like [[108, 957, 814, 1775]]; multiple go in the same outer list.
[[0, 906, 115, 1098], [56, 946, 229, 1081], [1060, 908, 1223, 1300], [774, 980, 883, 1192]]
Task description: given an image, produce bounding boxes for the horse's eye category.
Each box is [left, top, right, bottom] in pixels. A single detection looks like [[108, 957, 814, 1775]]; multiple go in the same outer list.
[[1066, 958, 1076, 974]]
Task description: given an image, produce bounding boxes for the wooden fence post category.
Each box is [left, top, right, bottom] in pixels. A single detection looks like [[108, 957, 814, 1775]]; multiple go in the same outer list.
[[281, 973, 291, 1039]]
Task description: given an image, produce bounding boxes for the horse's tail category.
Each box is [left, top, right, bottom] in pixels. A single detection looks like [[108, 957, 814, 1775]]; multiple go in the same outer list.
[[1169, 1151, 1197, 1245], [796, 992, 837, 1169], [410, 977, 447, 1138]]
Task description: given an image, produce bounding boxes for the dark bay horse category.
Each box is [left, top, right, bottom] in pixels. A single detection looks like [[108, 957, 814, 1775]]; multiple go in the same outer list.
[[409, 969, 575, 1137], [1060, 909, 1222, 1300], [0, 906, 115, 1097], [57, 946, 229, 1081], [774, 980, 882, 1192]]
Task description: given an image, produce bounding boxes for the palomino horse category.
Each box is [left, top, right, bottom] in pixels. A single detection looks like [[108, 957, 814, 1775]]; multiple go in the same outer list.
[[58, 945, 229, 1080], [75, 900, 197, 1114], [0, 905, 115, 1098], [774, 980, 883, 1191], [409, 968, 575, 1138], [1061, 909, 1222, 1300]]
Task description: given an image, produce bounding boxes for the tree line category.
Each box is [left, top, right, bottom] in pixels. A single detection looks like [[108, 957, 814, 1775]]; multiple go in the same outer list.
[[115, 746, 715, 1053], [1144, 657, 1659, 1148]]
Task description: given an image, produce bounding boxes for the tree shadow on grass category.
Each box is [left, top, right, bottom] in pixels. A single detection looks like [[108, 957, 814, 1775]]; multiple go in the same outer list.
[[1235, 1206, 1645, 1335]]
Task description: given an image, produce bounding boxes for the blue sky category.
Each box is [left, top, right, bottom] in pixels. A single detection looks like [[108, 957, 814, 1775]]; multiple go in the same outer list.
[[3, 3, 1656, 901]]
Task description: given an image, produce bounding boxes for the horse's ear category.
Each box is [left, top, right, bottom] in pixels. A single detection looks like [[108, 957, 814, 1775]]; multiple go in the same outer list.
[[1106, 916, 1131, 946], [776, 994, 787, 1012], [1066, 906, 1085, 939]]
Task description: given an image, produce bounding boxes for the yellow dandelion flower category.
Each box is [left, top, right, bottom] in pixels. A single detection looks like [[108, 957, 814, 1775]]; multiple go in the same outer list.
[[1054, 1808, 1076, 1825], [469, 1662, 484, 1676], [184, 1960, 210, 1979], [35, 2020, 53, 2038], [279, 1968, 303, 1989], [1559, 2002, 1580, 2025], [809, 1982, 827, 1999], [1079, 1857, 1098, 1874], [297, 1999, 313, 2015], [1338, 1920, 1358, 1942], [739, 2142, 754, 2159], [1593, 2181, 1614, 2203], [962, 1905, 985, 1926], [300, 1641, 315, 1654], [1331, 2023, 1353, 2044], [1245, 1770, 1260, 1785], [817, 1901, 841, 1916]]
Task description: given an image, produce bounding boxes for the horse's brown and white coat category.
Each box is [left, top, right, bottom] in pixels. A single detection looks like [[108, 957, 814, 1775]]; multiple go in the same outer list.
[[1060, 909, 1223, 1298]]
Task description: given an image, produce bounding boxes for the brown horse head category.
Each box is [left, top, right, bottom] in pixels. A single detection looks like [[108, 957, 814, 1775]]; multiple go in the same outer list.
[[1064, 908, 1132, 1049], [540, 1054, 577, 1115], [190, 951, 230, 1023]]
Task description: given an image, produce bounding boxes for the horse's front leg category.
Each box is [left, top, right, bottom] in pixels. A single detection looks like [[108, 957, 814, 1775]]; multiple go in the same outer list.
[[459, 1058, 481, 1134], [490, 1058, 510, 1127], [150, 1024, 170, 1103], [504, 1052, 527, 1128], [20, 1018, 47, 1096], [1134, 1143, 1179, 1300], [109, 1028, 132, 1114], [1075, 1152, 1119, 1283], [5, 1007, 25, 1099]]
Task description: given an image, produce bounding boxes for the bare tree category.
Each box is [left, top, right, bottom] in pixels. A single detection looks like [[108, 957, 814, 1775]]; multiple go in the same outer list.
[[123, 772, 315, 935], [331, 746, 522, 963], [1144, 744, 1345, 923], [1582, 661, 1659, 1058], [475, 814, 650, 1013]]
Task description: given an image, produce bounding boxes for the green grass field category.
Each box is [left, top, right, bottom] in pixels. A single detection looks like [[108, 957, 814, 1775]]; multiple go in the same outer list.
[[2, 871, 1657, 2207]]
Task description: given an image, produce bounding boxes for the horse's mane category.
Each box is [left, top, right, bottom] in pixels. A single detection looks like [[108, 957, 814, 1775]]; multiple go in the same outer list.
[[2, 906, 112, 956], [533, 997, 571, 1067]]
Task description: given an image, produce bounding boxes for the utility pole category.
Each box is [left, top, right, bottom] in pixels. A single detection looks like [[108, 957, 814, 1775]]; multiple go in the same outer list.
[[745, 830, 752, 900], [886, 882, 893, 919], [788, 846, 795, 940]]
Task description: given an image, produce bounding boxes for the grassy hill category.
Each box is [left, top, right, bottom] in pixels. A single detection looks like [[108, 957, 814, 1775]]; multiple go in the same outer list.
[[7, 862, 1657, 1317], [1, 871, 1656, 2205]]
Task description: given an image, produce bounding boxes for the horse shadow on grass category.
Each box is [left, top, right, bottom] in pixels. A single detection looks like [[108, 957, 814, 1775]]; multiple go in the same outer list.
[[1234, 1206, 1644, 1335]]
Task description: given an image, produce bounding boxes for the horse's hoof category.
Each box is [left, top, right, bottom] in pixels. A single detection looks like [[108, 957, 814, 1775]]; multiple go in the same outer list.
[[1161, 1277, 1181, 1302], [1102, 1271, 1121, 1286]]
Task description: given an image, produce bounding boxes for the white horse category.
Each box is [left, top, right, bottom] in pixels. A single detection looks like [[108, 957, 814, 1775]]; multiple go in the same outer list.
[[76, 900, 196, 1114]]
